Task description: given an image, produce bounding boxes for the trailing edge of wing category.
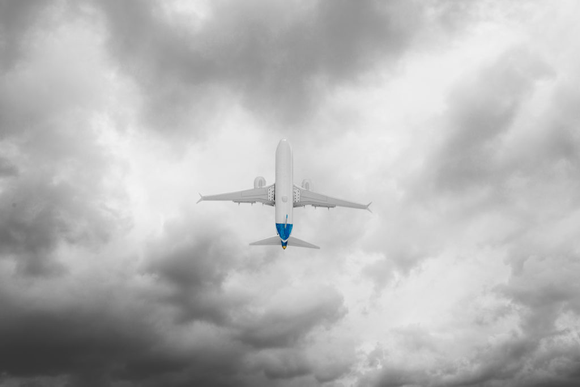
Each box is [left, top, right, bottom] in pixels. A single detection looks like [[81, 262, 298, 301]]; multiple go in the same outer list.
[[293, 185, 370, 212], [198, 185, 274, 206]]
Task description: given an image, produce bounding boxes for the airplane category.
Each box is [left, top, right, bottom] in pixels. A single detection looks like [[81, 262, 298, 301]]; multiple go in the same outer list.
[[198, 139, 371, 249]]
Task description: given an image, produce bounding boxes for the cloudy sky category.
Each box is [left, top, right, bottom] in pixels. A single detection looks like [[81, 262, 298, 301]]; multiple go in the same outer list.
[[1, 0, 580, 386]]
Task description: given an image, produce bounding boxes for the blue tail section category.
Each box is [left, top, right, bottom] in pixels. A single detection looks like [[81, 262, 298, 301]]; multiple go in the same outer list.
[[276, 223, 293, 242]]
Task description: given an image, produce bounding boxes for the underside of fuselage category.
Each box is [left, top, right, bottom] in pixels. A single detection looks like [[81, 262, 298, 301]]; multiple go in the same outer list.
[[275, 139, 294, 250]]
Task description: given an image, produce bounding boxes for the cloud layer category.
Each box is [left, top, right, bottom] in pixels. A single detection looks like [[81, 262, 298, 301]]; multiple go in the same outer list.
[[1, 0, 580, 386]]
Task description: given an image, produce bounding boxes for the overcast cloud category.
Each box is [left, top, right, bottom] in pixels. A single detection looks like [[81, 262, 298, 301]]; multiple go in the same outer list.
[[1, 0, 580, 386]]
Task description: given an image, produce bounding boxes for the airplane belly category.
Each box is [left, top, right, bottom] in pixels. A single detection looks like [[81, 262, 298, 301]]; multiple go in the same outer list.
[[275, 140, 294, 226]]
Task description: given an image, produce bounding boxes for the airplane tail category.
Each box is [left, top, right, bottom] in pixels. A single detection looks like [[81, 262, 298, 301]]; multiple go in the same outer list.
[[249, 236, 280, 246], [287, 236, 320, 249], [249, 236, 320, 249]]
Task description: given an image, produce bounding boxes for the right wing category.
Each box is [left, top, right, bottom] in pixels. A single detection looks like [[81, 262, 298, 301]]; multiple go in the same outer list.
[[293, 185, 371, 212], [198, 184, 275, 206]]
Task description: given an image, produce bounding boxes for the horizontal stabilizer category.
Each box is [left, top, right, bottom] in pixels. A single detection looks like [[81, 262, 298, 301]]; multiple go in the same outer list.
[[249, 236, 281, 246], [249, 236, 320, 249], [287, 236, 320, 249]]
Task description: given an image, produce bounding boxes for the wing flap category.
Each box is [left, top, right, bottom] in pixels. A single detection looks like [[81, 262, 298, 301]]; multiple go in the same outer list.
[[293, 185, 370, 211], [199, 185, 274, 206]]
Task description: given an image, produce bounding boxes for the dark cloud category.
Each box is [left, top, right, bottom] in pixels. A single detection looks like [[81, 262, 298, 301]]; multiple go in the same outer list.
[[0, 162, 126, 276], [2, 1, 580, 386], [0, 271, 252, 387], [0, 228, 349, 387], [0, 190, 348, 386], [0, 50, 128, 275], [250, 349, 312, 380], [0, 156, 18, 177], [0, 0, 53, 70], [429, 47, 554, 195], [90, 0, 425, 132], [235, 286, 346, 348], [0, 292, 156, 379], [144, 218, 242, 324]]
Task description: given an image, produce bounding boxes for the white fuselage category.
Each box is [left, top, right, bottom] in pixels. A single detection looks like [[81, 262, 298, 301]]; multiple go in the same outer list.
[[275, 139, 293, 243]]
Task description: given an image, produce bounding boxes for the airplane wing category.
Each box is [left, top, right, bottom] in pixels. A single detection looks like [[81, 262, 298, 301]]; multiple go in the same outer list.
[[198, 184, 275, 206], [293, 185, 371, 212]]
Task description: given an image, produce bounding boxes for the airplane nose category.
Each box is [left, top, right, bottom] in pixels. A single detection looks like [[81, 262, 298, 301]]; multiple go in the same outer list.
[[282, 245, 286, 250]]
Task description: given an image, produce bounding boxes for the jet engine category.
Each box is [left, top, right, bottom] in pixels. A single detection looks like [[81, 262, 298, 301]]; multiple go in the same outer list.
[[254, 176, 266, 188], [301, 179, 313, 191]]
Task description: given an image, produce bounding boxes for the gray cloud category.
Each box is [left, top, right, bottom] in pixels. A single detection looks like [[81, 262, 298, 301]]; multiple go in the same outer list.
[[144, 219, 241, 324], [2, 1, 580, 386], [358, 39, 580, 386], [0, 292, 157, 380], [235, 285, 346, 348], [0, 156, 18, 177], [429, 47, 554, 195], [0, 34, 128, 276], [359, 46, 562, 290], [0, 176, 125, 276], [360, 326, 580, 387], [0, 0, 53, 70], [250, 348, 312, 380], [90, 0, 425, 132], [0, 270, 252, 387], [0, 226, 349, 387]]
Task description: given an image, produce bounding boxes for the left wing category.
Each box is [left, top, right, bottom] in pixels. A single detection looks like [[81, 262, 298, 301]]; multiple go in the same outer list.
[[198, 184, 275, 206], [293, 185, 371, 212]]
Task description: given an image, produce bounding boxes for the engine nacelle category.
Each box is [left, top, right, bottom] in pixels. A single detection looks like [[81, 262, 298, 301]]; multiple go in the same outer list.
[[301, 179, 313, 191], [254, 176, 266, 188]]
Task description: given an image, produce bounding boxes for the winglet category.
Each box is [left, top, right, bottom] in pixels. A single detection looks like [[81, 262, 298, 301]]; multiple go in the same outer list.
[[366, 202, 372, 213], [197, 193, 204, 204]]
